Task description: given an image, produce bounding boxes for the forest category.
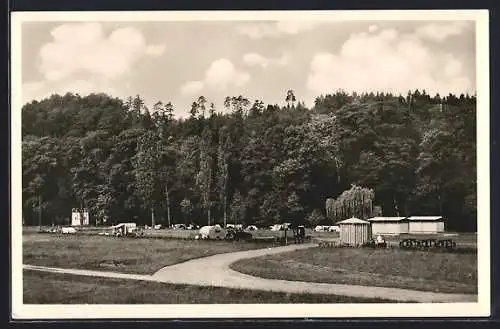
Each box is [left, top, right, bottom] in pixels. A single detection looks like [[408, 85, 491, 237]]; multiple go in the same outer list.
[[21, 89, 477, 232]]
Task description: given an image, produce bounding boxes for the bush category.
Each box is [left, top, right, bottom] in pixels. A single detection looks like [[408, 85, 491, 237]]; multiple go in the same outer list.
[[306, 209, 325, 227]]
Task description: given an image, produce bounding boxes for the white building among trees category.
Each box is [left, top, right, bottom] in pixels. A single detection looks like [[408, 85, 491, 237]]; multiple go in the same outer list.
[[408, 216, 445, 233], [367, 217, 409, 235], [71, 208, 89, 226]]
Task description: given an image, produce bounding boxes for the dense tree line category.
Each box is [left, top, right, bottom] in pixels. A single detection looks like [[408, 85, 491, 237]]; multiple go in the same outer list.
[[21, 89, 477, 231]]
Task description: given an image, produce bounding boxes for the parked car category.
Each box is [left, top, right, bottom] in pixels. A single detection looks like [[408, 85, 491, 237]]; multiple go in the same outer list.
[[173, 224, 186, 230], [328, 225, 340, 233], [126, 227, 145, 238], [294, 225, 306, 243], [225, 228, 253, 241], [246, 225, 258, 231], [314, 225, 325, 232]]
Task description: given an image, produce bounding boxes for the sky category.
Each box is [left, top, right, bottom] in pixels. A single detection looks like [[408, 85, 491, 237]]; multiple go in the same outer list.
[[21, 19, 476, 118]]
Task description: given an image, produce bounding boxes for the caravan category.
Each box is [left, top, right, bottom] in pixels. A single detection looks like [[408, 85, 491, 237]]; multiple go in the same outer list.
[[199, 225, 227, 240], [110, 223, 137, 236], [61, 227, 77, 234]]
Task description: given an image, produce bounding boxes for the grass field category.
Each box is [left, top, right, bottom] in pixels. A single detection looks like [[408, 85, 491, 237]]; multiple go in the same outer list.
[[23, 232, 275, 274], [23, 226, 476, 242], [230, 247, 478, 294], [23, 270, 394, 304], [23, 225, 339, 240]]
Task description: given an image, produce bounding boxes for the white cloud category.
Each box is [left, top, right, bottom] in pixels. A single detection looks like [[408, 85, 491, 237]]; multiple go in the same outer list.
[[307, 28, 473, 96], [242, 53, 267, 67], [22, 22, 166, 105], [242, 52, 290, 68], [22, 81, 47, 105], [51, 22, 102, 45], [146, 44, 167, 57], [38, 23, 166, 82], [443, 55, 463, 78], [236, 21, 321, 39], [180, 81, 204, 95], [368, 25, 379, 33], [205, 58, 249, 88], [180, 58, 250, 96], [275, 21, 320, 35], [236, 23, 280, 39], [414, 21, 470, 42]]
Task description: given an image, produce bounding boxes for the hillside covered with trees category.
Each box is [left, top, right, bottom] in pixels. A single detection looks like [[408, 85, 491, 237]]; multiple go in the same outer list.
[[21, 89, 477, 232]]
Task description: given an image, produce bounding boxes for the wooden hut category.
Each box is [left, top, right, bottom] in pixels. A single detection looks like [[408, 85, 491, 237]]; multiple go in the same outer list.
[[338, 217, 372, 247]]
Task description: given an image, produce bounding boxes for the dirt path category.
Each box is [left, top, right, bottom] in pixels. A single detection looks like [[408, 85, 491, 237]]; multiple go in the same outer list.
[[23, 243, 477, 303]]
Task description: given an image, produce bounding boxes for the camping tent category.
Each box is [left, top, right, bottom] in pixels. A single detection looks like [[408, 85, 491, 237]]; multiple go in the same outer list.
[[110, 223, 137, 236], [199, 225, 227, 240]]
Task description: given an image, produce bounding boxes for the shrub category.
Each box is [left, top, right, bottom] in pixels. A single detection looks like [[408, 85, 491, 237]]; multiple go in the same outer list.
[[306, 209, 325, 227]]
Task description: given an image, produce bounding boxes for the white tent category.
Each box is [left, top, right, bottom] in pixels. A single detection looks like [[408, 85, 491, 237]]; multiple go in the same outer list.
[[61, 227, 77, 234], [199, 225, 227, 240], [110, 223, 137, 236]]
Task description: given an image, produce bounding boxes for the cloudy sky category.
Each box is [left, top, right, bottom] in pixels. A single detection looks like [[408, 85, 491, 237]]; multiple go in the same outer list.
[[21, 19, 476, 117]]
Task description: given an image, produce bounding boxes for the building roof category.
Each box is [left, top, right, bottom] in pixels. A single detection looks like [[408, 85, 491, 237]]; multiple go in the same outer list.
[[110, 222, 137, 229], [367, 217, 407, 222], [408, 216, 443, 221], [337, 217, 370, 225]]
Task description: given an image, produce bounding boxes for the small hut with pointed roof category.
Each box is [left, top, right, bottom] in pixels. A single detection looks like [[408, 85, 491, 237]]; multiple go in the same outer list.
[[337, 217, 372, 247]]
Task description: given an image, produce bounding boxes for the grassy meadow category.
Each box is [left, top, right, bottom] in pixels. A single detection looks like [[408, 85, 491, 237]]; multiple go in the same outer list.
[[230, 247, 478, 294]]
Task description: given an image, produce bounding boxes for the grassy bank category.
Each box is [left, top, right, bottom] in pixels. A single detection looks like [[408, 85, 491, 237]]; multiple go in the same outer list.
[[230, 247, 477, 294], [23, 270, 394, 304], [23, 233, 275, 275]]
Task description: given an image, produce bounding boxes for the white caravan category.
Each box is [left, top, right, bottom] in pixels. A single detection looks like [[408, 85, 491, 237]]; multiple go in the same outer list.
[[199, 225, 227, 240]]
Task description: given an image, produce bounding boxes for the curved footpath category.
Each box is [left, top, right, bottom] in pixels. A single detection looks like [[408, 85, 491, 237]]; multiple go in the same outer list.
[[24, 243, 477, 303]]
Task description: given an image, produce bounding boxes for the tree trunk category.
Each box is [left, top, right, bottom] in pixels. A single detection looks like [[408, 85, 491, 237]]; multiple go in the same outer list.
[[208, 207, 211, 226], [38, 194, 42, 231], [183, 191, 188, 226], [438, 192, 443, 214], [335, 158, 341, 183], [151, 207, 155, 228], [393, 196, 400, 217], [165, 184, 171, 228], [223, 195, 227, 228]]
